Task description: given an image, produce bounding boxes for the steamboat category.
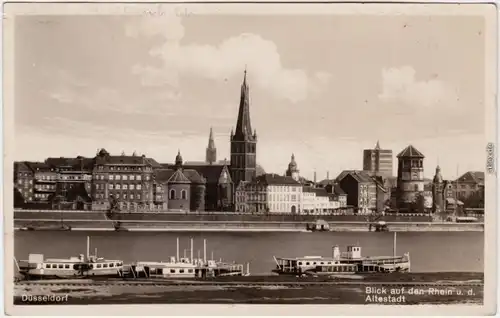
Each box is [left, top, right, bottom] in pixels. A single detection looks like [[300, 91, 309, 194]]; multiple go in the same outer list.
[[272, 232, 410, 275], [15, 236, 124, 280], [125, 237, 248, 279]]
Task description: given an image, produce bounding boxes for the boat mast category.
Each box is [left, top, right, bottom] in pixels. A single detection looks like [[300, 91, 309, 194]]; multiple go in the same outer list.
[[455, 165, 459, 217], [203, 239, 207, 263], [190, 238, 193, 263], [393, 232, 397, 265], [86, 236, 90, 261], [176, 237, 180, 262]]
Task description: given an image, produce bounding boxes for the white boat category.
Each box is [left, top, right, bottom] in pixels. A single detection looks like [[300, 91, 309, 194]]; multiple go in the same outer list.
[[273, 232, 410, 275], [16, 236, 123, 280]]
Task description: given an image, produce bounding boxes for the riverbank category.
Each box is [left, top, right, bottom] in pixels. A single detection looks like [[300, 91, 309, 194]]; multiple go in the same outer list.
[[13, 272, 484, 305], [14, 219, 484, 232]]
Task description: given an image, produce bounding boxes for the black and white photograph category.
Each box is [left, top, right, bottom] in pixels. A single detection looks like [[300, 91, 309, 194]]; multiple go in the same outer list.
[[3, 2, 497, 315]]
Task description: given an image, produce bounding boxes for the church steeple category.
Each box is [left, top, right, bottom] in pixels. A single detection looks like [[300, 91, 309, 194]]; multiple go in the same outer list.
[[175, 149, 183, 169], [375, 140, 381, 150], [230, 67, 257, 186], [206, 127, 217, 165], [234, 68, 254, 140]]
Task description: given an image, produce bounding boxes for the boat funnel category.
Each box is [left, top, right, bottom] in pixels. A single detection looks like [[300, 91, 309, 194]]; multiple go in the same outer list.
[[86, 236, 90, 260], [332, 245, 340, 260]]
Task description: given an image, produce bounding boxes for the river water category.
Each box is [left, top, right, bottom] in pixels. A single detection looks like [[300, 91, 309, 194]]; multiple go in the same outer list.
[[14, 231, 483, 274]]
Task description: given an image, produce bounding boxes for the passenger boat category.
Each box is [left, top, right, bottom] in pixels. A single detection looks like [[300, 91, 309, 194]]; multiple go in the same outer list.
[[272, 232, 410, 275], [126, 238, 247, 279], [16, 236, 124, 280]]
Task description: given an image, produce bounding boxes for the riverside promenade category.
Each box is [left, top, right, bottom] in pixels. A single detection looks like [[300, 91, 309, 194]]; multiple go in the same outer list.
[[13, 210, 484, 232]]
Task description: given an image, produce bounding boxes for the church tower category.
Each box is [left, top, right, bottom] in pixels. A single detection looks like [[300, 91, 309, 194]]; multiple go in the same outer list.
[[432, 165, 445, 213], [206, 127, 217, 165], [230, 69, 257, 186], [286, 153, 300, 182]]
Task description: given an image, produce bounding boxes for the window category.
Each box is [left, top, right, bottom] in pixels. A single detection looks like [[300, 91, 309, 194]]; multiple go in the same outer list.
[[103, 264, 108, 268], [109, 175, 114, 180], [181, 189, 187, 200], [130, 194, 134, 200], [123, 184, 128, 190], [146, 175, 150, 181], [137, 184, 142, 190], [97, 264, 102, 268], [123, 175, 128, 181], [116, 184, 121, 190], [116, 175, 121, 180], [137, 194, 141, 200], [170, 269, 176, 273], [306, 262, 310, 265], [137, 175, 142, 181], [116, 194, 120, 199], [110, 263, 114, 268], [109, 184, 114, 190], [130, 175, 135, 181], [188, 269, 194, 273], [130, 184, 135, 190], [169, 189, 176, 200], [45, 264, 50, 269], [179, 269, 184, 273], [65, 264, 70, 269], [123, 194, 127, 200]]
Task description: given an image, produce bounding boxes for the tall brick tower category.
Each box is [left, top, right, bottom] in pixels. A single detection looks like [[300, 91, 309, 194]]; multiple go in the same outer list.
[[396, 145, 425, 211], [230, 68, 257, 186], [432, 165, 445, 213], [206, 127, 217, 165]]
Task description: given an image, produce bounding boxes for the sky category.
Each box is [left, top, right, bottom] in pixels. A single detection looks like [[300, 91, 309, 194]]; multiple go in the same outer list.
[[13, 12, 488, 180]]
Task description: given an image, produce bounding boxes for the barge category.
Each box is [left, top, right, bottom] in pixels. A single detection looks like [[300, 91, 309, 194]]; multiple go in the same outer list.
[[273, 232, 410, 275], [16, 236, 124, 280]]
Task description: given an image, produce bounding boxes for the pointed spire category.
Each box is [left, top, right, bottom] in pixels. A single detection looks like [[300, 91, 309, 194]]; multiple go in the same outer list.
[[207, 127, 215, 149], [433, 165, 443, 183], [234, 68, 253, 139], [175, 149, 183, 168], [375, 140, 380, 150], [206, 128, 217, 164]]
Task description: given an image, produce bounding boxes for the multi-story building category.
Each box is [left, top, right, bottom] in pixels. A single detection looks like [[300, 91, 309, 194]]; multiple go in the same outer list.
[[230, 69, 257, 188], [395, 145, 425, 212], [13, 162, 34, 203], [302, 187, 341, 214], [91, 148, 162, 210], [455, 171, 485, 199], [336, 170, 386, 214], [432, 165, 445, 213], [235, 180, 267, 213], [45, 156, 94, 210], [363, 141, 393, 179], [265, 174, 302, 213], [27, 162, 57, 203]]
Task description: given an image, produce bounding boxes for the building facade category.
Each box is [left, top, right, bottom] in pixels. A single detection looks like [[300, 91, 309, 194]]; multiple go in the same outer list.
[[235, 181, 267, 213], [336, 170, 386, 214], [265, 174, 302, 213], [91, 148, 161, 210], [28, 162, 57, 203], [396, 145, 425, 212], [363, 141, 393, 178], [302, 187, 341, 214], [14, 162, 34, 203], [230, 70, 257, 188]]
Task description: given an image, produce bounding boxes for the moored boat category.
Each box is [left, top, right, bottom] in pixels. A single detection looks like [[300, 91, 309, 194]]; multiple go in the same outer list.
[[16, 236, 123, 280], [272, 232, 410, 275]]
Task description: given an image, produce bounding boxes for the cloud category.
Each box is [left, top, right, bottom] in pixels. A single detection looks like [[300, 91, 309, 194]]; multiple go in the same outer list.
[[126, 15, 331, 103], [378, 66, 456, 107]]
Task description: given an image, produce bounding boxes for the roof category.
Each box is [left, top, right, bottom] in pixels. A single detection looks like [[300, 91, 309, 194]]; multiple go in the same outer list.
[[312, 188, 329, 197], [333, 184, 346, 195], [168, 169, 191, 184], [14, 162, 34, 173], [163, 163, 231, 184], [154, 169, 175, 183], [336, 170, 373, 183], [256, 174, 300, 185], [317, 179, 336, 186], [182, 169, 206, 183], [456, 171, 485, 184], [397, 145, 425, 158], [25, 161, 54, 172], [94, 148, 161, 167], [45, 157, 95, 170]]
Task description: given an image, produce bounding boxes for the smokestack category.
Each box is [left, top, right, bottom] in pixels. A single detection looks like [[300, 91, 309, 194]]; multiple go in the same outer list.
[[94, 248, 97, 258], [176, 237, 180, 262], [314, 171, 317, 184], [190, 238, 193, 263], [203, 239, 207, 263], [86, 236, 90, 260], [393, 232, 397, 263], [327, 171, 330, 180]]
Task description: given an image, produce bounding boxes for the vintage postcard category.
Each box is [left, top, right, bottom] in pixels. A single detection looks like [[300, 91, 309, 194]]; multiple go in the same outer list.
[[3, 2, 497, 316]]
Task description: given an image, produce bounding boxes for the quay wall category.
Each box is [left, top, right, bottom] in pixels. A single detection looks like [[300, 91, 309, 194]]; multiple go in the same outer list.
[[13, 219, 484, 232], [13, 210, 432, 223]]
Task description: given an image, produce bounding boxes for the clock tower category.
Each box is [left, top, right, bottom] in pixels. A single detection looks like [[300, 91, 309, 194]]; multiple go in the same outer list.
[[396, 145, 425, 211]]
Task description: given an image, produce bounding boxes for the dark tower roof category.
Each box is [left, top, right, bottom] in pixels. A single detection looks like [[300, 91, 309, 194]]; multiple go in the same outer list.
[[288, 153, 298, 172], [397, 145, 425, 158], [207, 127, 215, 149], [375, 140, 381, 150], [433, 165, 443, 183], [175, 150, 183, 168], [234, 69, 254, 139]]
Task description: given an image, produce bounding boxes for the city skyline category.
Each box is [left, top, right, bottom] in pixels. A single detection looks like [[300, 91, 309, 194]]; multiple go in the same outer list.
[[14, 14, 487, 180]]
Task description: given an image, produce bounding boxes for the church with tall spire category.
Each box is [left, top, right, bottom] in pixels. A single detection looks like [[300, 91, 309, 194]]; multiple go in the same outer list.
[[206, 127, 217, 165], [230, 68, 257, 187]]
